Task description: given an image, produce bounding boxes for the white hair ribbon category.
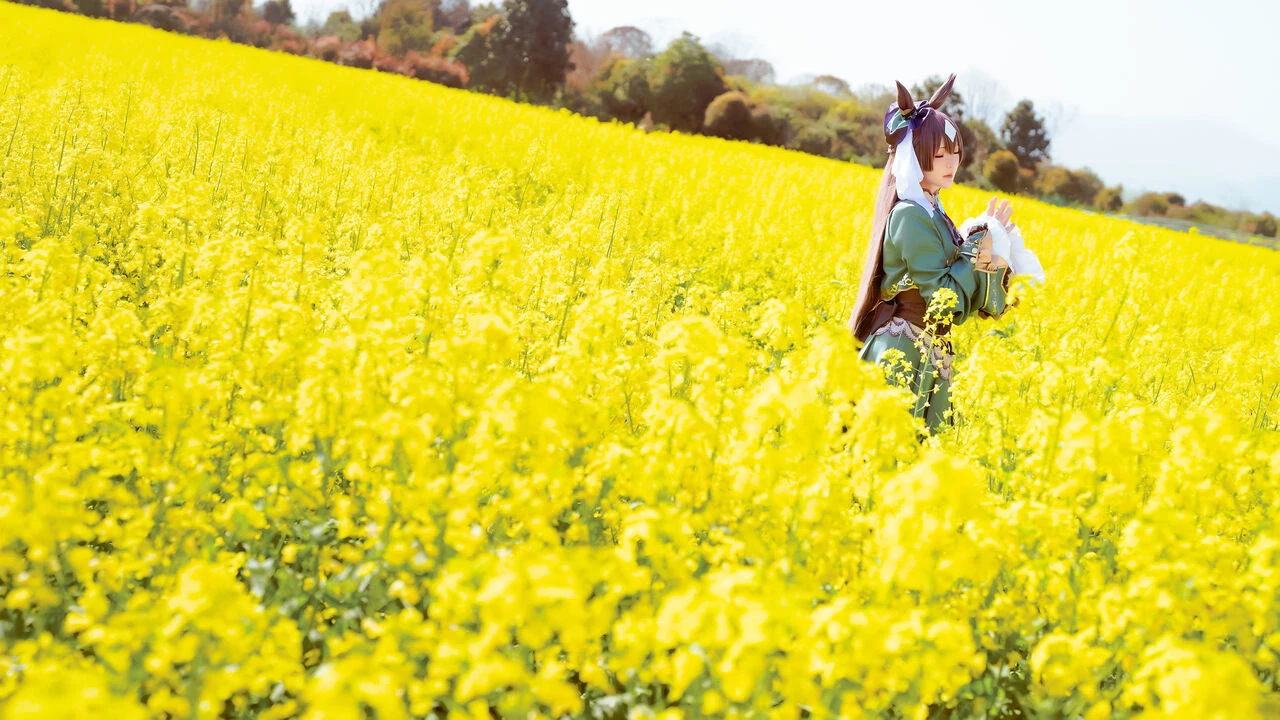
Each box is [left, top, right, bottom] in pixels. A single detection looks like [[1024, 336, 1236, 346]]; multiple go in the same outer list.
[[891, 127, 935, 217]]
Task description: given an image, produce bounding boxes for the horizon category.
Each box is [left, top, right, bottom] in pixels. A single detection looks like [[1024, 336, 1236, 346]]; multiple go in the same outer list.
[[293, 0, 1280, 216]]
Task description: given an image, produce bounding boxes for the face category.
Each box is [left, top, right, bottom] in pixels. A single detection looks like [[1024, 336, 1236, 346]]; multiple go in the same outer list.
[[922, 139, 961, 193]]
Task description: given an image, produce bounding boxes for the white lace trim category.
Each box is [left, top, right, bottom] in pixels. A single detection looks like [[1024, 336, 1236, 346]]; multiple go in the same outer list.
[[869, 317, 954, 382]]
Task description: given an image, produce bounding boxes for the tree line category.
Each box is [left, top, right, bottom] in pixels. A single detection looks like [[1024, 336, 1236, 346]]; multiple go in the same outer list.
[[12, 0, 1277, 239]]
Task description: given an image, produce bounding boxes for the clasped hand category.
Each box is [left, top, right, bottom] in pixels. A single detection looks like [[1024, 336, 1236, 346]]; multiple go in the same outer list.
[[974, 196, 1014, 271]]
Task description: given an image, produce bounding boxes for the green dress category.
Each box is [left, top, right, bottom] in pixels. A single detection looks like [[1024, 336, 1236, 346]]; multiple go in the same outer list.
[[857, 197, 1012, 433]]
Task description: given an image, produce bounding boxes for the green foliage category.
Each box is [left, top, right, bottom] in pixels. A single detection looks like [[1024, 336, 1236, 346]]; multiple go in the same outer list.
[[1178, 200, 1232, 228], [377, 0, 436, 57], [1125, 191, 1171, 217], [595, 56, 652, 125], [825, 101, 886, 163], [703, 91, 751, 140], [702, 91, 780, 145], [322, 10, 361, 42], [451, 15, 507, 94], [499, 0, 575, 103], [790, 119, 838, 157], [647, 32, 727, 133], [983, 150, 1020, 194], [1000, 99, 1050, 169], [1036, 165, 1103, 207], [1093, 185, 1124, 212]]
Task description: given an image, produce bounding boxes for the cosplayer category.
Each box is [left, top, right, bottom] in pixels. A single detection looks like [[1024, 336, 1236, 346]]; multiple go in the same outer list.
[[848, 73, 1044, 435]]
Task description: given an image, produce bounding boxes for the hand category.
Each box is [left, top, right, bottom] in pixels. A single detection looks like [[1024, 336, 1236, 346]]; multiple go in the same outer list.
[[985, 196, 1015, 232], [991, 254, 1010, 270]]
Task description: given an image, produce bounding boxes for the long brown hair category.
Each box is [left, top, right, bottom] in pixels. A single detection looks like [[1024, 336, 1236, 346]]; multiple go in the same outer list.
[[847, 82, 965, 340]]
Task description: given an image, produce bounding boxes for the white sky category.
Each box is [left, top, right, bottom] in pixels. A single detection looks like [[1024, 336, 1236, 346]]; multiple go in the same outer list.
[[291, 0, 1280, 214]]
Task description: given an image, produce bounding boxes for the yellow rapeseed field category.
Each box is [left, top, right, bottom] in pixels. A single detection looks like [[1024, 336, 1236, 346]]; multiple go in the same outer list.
[[2, 3, 1280, 718]]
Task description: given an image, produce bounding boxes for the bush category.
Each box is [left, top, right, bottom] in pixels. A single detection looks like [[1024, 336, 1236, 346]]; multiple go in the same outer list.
[[1035, 166, 1076, 203], [403, 51, 470, 88], [1093, 186, 1123, 212], [268, 25, 307, 55], [1258, 214, 1278, 238], [703, 91, 753, 140], [372, 51, 407, 75], [130, 4, 189, 33], [1036, 165, 1103, 207], [338, 38, 377, 69], [983, 150, 1020, 193], [1017, 167, 1037, 194], [312, 35, 343, 62], [13, 0, 78, 12], [1126, 192, 1170, 217], [750, 103, 783, 146], [1239, 212, 1278, 238]]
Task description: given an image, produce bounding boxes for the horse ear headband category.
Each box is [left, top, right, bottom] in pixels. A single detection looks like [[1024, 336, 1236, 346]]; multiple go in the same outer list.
[[884, 72, 958, 218]]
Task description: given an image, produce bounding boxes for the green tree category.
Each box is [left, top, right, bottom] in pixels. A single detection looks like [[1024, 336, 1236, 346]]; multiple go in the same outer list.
[[322, 9, 361, 41], [595, 56, 652, 124], [1000, 99, 1051, 168], [451, 15, 508, 94], [983, 150, 1020, 193], [647, 32, 727, 133], [792, 120, 836, 157], [378, 0, 437, 56], [498, 0, 575, 102]]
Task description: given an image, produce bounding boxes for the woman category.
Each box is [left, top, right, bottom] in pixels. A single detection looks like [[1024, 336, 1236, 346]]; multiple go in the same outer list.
[[847, 73, 1017, 435]]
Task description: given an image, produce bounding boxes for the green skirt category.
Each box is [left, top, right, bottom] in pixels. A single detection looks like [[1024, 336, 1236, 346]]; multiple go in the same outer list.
[[857, 317, 955, 434]]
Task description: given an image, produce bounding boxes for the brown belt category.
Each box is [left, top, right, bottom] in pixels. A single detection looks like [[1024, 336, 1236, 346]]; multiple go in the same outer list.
[[853, 287, 951, 342]]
